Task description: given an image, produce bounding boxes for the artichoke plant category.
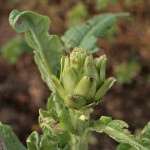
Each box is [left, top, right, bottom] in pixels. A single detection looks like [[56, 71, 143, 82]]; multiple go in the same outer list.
[[51, 47, 116, 109]]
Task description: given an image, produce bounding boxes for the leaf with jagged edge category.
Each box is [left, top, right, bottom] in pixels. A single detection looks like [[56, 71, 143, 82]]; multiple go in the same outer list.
[[117, 122, 150, 150], [58, 108, 76, 134], [27, 131, 39, 150], [34, 51, 55, 91], [37, 109, 71, 149], [91, 116, 150, 150], [47, 94, 65, 115], [39, 108, 59, 136], [27, 131, 70, 150], [27, 131, 57, 150], [142, 122, 150, 139], [9, 10, 62, 90], [0, 122, 26, 150], [62, 13, 129, 52]]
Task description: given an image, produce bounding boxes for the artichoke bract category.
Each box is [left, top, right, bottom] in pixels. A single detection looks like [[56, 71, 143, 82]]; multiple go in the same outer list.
[[51, 47, 116, 109]]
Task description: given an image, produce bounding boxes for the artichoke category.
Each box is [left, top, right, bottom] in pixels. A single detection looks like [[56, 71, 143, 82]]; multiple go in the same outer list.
[[51, 47, 116, 109]]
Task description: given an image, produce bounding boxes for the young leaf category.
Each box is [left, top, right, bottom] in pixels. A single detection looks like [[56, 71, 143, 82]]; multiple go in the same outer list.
[[1, 36, 32, 64], [58, 108, 76, 134], [47, 94, 64, 115], [34, 51, 54, 90], [39, 108, 59, 136], [27, 131, 39, 150], [27, 132, 57, 150], [62, 13, 129, 52], [9, 10, 62, 90], [117, 144, 135, 150], [91, 116, 150, 150], [117, 122, 150, 150], [40, 135, 57, 150], [142, 122, 150, 138], [0, 122, 26, 150]]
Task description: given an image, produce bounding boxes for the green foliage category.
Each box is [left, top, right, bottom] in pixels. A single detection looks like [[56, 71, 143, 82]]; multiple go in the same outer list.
[[8, 9, 150, 150], [96, 0, 117, 10], [117, 122, 150, 150], [27, 131, 56, 150], [27, 96, 71, 150], [9, 10, 62, 90], [1, 36, 32, 63], [0, 122, 26, 150], [67, 3, 89, 26], [27, 130, 70, 150], [115, 61, 141, 85], [92, 116, 150, 150], [62, 13, 128, 52], [105, 24, 117, 42]]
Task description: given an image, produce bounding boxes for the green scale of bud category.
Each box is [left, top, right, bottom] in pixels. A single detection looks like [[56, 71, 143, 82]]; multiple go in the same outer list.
[[74, 76, 96, 104], [51, 47, 116, 109]]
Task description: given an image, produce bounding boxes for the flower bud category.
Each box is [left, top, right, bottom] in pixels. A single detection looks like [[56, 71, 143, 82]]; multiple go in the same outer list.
[[83, 55, 99, 84], [94, 77, 116, 102], [95, 55, 106, 68], [99, 55, 107, 82], [51, 75, 67, 100], [70, 48, 89, 67], [74, 76, 96, 103], [70, 47, 89, 79], [63, 56, 70, 71], [65, 94, 86, 109], [60, 56, 65, 75], [95, 55, 107, 87], [51, 47, 115, 109], [61, 67, 78, 94]]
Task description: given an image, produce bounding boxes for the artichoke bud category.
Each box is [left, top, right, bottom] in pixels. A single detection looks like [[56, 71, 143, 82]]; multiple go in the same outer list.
[[83, 55, 99, 84], [61, 67, 78, 94], [60, 55, 65, 75], [69, 47, 89, 79], [95, 55, 106, 68], [94, 77, 116, 102], [74, 76, 96, 102], [63, 56, 70, 71], [94, 55, 107, 82], [99, 55, 107, 82], [65, 94, 86, 109], [70, 47, 89, 68], [53, 47, 115, 109], [51, 75, 67, 100]]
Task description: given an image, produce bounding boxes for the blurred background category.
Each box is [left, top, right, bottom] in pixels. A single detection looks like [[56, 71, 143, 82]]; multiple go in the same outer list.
[[0, 0, 150, 149]]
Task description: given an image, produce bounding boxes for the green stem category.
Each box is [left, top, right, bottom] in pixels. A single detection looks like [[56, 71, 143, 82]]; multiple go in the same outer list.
[[71, 134, 89, 150], [69, 109, 91, 150]]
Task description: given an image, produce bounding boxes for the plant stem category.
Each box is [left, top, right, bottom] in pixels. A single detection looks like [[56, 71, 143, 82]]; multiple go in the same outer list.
[[71, 134, 89, 150], [69, 109, 91, 150]]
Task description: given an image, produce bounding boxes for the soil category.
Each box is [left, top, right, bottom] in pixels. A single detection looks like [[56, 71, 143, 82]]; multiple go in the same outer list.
[[0, 1, 150, 150]]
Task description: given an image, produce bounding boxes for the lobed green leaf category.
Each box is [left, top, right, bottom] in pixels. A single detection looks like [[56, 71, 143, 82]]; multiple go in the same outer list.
[[27, 132, 57, 150], [9, 10, 62, 90], [62, 13, 129, 52], [117, 121, 150, 150], [91, 116, 150, 150]]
